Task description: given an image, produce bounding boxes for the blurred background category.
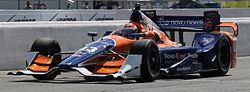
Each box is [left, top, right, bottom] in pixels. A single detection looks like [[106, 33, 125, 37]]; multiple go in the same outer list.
[[0, 0, 250, 10]]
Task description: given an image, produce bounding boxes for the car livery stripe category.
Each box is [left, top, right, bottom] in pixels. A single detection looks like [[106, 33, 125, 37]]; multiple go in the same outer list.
[[59, 38, 116, 69]]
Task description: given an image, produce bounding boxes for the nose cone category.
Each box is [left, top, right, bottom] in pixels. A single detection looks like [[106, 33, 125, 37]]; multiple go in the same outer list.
[[59, 62, 75, 69], [58, 38, 116, 69]]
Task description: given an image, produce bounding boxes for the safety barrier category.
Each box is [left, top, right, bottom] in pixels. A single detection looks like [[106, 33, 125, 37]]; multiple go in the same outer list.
[[1, 8, 250, 22], [0, 10, 116, 22]]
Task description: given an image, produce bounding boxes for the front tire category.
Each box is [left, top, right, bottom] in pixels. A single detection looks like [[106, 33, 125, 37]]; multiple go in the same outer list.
[[130, 39, 160, 82], [30, 38, 61, 80]]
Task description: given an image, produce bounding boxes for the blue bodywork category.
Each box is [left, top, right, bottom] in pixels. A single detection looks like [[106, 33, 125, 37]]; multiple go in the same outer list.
[[170, 2, 221, 8], [159, 32, 222, 75], [59, 38, 115, 69], [156, 16, 204, 28], [159, 47, 201, 75], [151, 10, 223, 75], [193, 33, 222, 70], [193, 33, 221, 53], [103, 31, 113, 37], [60, 10, 223, 75], [159, 47, 197, 68]]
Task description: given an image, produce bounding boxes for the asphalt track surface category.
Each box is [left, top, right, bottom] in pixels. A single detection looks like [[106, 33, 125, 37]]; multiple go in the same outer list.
[[1, 56, 250, 92]]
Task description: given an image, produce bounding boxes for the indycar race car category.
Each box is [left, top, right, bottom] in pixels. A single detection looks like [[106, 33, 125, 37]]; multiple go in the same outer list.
[[8, 6, 239, 82]]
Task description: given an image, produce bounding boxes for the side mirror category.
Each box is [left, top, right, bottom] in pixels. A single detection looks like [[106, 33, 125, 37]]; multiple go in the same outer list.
[[88, 32, 98, 42]]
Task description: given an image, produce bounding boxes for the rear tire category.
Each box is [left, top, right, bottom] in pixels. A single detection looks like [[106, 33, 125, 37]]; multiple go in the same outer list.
[[130, 39, 160, 82], [30, 38, 61, 80], [200, 34, 231, 77]]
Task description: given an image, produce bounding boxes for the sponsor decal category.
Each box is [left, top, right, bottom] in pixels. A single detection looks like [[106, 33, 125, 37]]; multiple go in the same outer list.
[[73, 46, 98, 57], [176, 53, 180, 59], [156, 16, 204, 27], [164, 53, 187, 59], [158, 20, 203, 26], [164, 53, 198, 59], [95, 18, 114, 21], [14, 19, 36, 22], [14, 16, 36, 22], [57, 18, 77, 21], [177, 67, 191, 71]]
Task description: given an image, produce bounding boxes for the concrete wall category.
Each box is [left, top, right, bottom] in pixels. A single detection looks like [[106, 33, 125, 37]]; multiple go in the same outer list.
[[0, 10, 116, 22], [0, 21, 127, 70], [0, 0, 80, 9], [0, 18, 249, 70], [1, 8, 250, 22]]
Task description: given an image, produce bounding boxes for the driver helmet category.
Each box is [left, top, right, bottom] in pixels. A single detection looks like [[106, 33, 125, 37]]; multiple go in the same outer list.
[[121, 23, 138, 37]]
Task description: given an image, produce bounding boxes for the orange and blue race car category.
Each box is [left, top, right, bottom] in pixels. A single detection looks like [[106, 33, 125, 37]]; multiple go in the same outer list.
[[9, 6, 239, 83]]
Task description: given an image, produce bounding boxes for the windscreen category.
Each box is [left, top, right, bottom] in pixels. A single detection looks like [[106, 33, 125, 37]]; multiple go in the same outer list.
[[130, 10, 161, 30]]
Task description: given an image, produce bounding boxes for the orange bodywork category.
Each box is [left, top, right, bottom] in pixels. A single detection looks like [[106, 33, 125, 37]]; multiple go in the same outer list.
[[93, 22, 238, 74], [27, 54, 52, 72], [95, 55, 125, 74], [28, 64, 50, 72], [92, 35, 133, 73], [33, 54, 52, 64], [217, 22, 239, 37], [107, 35, 136, 53], [211, 22, 239, 68], [93, 22, 178, 74]]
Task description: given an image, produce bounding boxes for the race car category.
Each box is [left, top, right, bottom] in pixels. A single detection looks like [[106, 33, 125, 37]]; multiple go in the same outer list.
[[8, 6, 239, 83]]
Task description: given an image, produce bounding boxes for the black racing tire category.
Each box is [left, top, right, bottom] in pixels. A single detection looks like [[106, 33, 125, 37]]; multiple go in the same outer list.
[[130, 39, 160, 82], [200, 34, 231, 77], [30, 38, 61, 80]]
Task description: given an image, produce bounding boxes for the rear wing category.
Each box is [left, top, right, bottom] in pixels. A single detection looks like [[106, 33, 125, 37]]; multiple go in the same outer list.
[[156, 16, 204, 30], [142, 10, 239, 45], [142, 10, 221, 32]]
